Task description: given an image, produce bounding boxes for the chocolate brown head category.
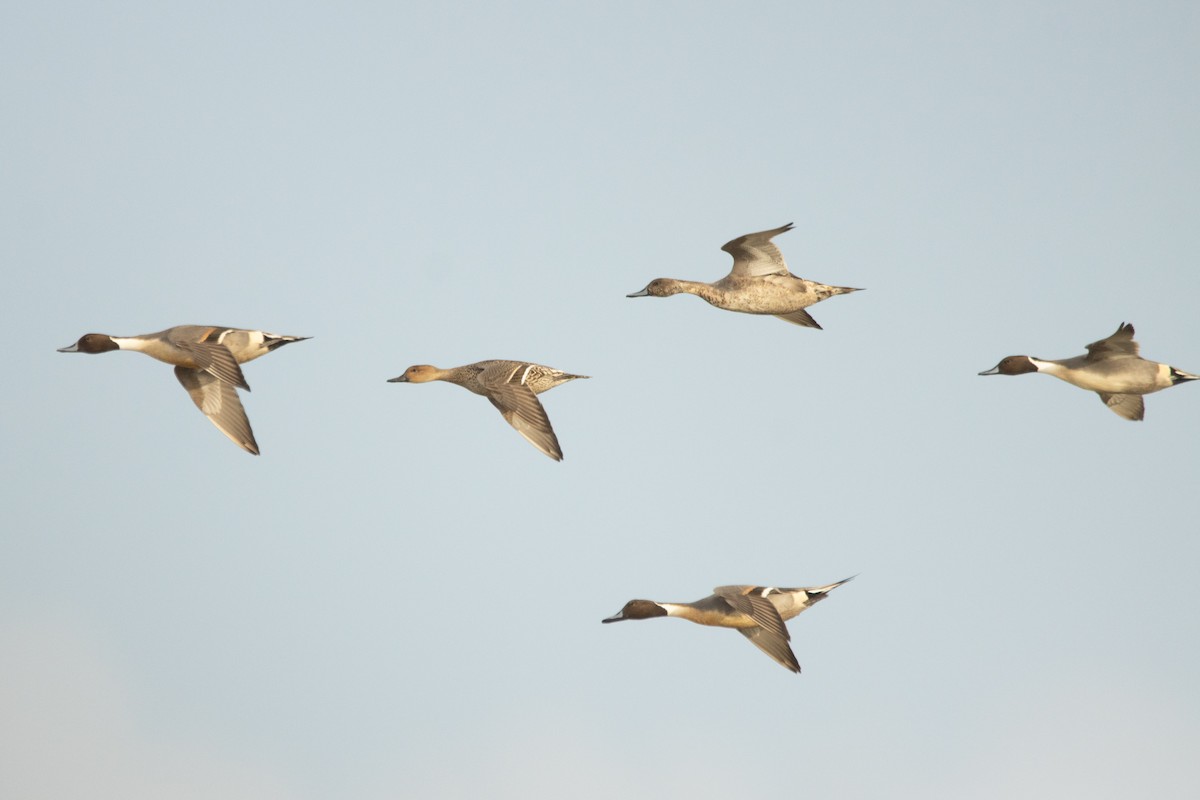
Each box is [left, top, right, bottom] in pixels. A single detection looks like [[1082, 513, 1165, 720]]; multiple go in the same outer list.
[[602, 599, 668, 623], [57, 334, 118, 354], [978, 355, 1039, 376]]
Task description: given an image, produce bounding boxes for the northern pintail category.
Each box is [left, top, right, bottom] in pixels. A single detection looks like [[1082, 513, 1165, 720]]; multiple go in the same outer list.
[[627, 223, 862, 329], [387, 360, 588, 461], [602, 577, 853, 673], [58, 325, 309, 454], [979, 323, 1198, 421]]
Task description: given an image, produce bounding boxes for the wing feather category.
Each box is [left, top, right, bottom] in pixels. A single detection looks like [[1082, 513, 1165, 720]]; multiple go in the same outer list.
[[1098, 392, 1144, 421], [174, 367, 259, 454], [1085, 323, 1139, 361], [721, 223, 794, 278], [714, 586, 800, 672], [479, 364, 563, 461], [174, 339, 250, 390], [773, 308, 821, 329]]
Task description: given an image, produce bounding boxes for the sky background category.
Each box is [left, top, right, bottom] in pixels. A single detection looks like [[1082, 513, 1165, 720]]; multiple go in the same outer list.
[[3, 2, 1199, 798]]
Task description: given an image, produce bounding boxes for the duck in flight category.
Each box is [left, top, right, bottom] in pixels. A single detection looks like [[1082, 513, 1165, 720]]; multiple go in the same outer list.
[[388, 360, 588, 461], [979, 323, 1198, 420], [627, 223, 862, 329], [58, 325, 309, 454], [602, 578, 853, 673]]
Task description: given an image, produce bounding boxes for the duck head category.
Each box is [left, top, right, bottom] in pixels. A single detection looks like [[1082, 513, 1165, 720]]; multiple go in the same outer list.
[[602, 599, 668, 623], [58, 333, 118, 354], [387, 364, 441, 383], [978, 355, 1039, 376], [627, 279, 681, 298]]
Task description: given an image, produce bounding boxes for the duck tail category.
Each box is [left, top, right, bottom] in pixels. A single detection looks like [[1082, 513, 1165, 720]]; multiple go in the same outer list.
[[816, 284, 864, 299], [264, 334, 311, 351], [810, 575, 857, 596], [1170, 367, 1199, 384]]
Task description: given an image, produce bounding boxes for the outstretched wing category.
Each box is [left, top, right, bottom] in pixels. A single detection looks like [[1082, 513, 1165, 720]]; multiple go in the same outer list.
[[773, 308, 821, 329], [736, 626, 801, 673], [479, 363, 563, 461], [174, 367, 259, 454], [173, 339, 251, 390], [721, 223, 794, 278], [1085, 323, 1139, 361], [1098, 392, 1144, 421], [714, 585, 800, 673]]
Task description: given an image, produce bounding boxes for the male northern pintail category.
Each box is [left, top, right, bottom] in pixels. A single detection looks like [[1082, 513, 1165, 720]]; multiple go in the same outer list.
[[626, 223, 862, 329], [58, 326, 309, 454], [602, 577, 853, 673], [979, 323, 1198, 421], [387, 360, 588, 461]]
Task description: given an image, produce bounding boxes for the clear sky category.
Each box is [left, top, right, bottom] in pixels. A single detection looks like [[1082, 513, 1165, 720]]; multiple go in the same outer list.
[[3, 2, 1199, 798]]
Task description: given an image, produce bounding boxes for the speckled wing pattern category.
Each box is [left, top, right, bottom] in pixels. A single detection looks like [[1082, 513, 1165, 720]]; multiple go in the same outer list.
[[721, 223, 794, 278], [479, 362, 563, 461], [174, 366, 259, 455], [1085, 323, 1139, 361], [1099, 392, 1145, 421], [713, 585, 801, 673]]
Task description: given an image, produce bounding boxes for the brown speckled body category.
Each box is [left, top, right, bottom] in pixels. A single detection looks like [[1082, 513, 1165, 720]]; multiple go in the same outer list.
[[628, 222, 862, 328], [665, 274, 857, 316], [421, 360, 587, 396], [388, 360, 588, 461]]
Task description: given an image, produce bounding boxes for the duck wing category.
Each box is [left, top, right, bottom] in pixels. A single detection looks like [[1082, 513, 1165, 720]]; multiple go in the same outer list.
[[773, 308, 821, 329], [174, 367, 259, 454], [714, 586, 800, 673], [479, 363, 563, 461], [1085, 323, 1139, 361], [1098, 392, 1145, 421], [721, 223, 794, 278], [173, 338, 250, 390], [735, 626, 802, 673]]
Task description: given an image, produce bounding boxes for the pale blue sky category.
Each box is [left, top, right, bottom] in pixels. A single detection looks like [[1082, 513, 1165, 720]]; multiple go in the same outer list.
[[3, 2, 1199, 798]]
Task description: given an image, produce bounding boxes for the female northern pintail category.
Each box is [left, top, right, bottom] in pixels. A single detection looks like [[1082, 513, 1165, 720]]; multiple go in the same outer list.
[[58, 325, 309, 454], [602, 578, 853, 673], [979, 323, 1198, 421], [387, 360, 588, 461], [627, 222, 862, 329]]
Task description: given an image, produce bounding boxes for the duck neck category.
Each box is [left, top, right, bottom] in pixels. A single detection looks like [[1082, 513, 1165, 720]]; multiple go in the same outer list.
[[672, 280, 724, 305], [109, 336, 147, 352], [1026, 357, 1055, 374]]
